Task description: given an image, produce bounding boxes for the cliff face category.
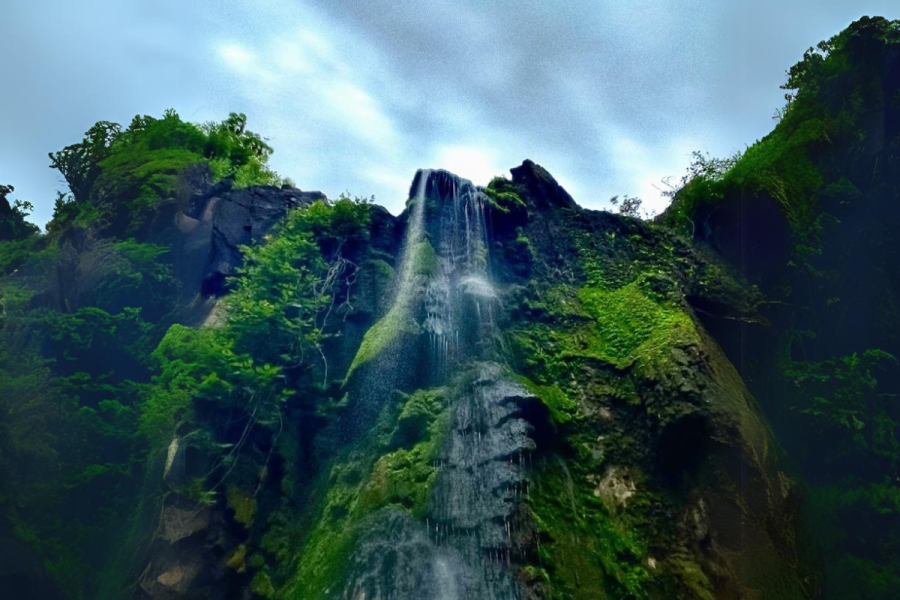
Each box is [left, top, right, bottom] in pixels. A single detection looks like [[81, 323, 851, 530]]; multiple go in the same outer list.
[[107, 163, 801, 600], [274, 163, 803, 600], [662, 17, 900, 599], [2, 16, 900, 600]]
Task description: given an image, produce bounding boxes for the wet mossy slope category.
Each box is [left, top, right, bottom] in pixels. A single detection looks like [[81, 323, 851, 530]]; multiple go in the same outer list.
[[1, 16, 899, 600]]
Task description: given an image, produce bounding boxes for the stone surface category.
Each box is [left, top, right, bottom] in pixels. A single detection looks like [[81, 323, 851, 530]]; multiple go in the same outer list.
[[174, 183, 326, 299]]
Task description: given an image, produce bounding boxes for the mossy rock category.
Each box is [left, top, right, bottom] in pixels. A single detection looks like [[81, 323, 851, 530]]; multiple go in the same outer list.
[[227, 487, 257, 528]]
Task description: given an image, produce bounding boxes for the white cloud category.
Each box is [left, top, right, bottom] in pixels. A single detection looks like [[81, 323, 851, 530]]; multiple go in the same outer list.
[[599, 133, 702, 215], [218, 44, 257, 75], [12, 0, 893, 226], [432, 145, 504, 187]]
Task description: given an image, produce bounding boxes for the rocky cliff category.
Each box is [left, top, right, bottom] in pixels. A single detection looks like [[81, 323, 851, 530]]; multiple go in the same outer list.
[[117, 162, 808, 600], [1, 16, 899, 600]]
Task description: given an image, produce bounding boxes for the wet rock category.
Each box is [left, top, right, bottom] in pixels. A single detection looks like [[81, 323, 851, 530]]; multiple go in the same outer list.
[[170, 184, 325, 325], [426, 363, 540, 599], [341, 509, 465, 600]]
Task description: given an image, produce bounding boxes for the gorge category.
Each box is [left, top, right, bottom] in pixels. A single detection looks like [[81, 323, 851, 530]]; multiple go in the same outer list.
[[1, 15, 900, 600]]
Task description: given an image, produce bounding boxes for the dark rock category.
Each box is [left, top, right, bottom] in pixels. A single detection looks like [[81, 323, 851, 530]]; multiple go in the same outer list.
[[137, 495, 241, 600], [510, 159, 578, 212], [171, 185, 326, 318]]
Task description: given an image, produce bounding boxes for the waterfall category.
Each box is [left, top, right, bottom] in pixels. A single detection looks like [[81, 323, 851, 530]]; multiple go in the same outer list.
[[393, 168, 430, 310], [343, 169, 534, 600]]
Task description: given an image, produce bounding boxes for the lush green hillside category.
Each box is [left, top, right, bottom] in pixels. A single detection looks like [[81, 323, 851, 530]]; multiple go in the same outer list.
[[0, 110, 293, 599], [1, 16, 899, 600], [662, 16, 900, 599]]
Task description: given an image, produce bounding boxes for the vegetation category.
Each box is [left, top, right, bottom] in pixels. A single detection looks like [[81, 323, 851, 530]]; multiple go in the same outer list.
[[287, 387, 449, 599], [2, 15, 900, 600], [49, 110, 285, 234], [0, 110, 370, 599], [663, 17, 900, 242], [658, 16, 900, 600], [344, 239, 438, 381], [608, 194, 646, 218], [0, 183, 40, 242], [484, 176, 526, 213]]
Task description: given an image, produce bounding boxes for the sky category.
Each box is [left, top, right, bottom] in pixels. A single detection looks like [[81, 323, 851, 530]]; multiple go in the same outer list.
[[1, 1, 897, 228]]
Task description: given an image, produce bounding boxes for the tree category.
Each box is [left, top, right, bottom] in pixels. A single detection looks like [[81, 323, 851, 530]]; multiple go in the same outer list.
[[48, 121, 122, 202], [0, 183, 39, 241], [659, 150, 740, 200], [201, 112, 277, 186], [608, 194, 644, 218]]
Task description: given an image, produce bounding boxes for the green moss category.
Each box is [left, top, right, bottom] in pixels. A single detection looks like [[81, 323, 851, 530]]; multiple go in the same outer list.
[[513, 226, 536, 263], [392, 388, 447, 446], [358, 423, 447, 518], [344, 303, 420, 382], [517, 376, 576, 424], [484, 176, 526, 213], [226, 543, 248, 572], [289, 388, 449, 599], [575, 278, 699, 372], [344, 240, 441, 382], [251, 571, 276, 598], [528, 459, 651, 599], [411, 239, 441, 278], [665, 555, 714, 600], [227, 487, 257, 528], [511, 277, 699, 385]]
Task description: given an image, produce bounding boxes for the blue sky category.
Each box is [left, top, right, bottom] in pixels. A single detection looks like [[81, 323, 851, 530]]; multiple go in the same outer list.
[[1, 1, 897, 228]]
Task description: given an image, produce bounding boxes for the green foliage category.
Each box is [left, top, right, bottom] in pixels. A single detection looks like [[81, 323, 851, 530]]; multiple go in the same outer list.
[[226, 197, 369, 369], [785, 349, 899, 468], [0, 234, 43, 275], [0, 291, 159, 598], [662, 17, 900, 242], [6, 20, 900, 596], [84, 239, 180, 320], [48, 110, 286, 234], [37, 307, 152, 378], [201, 112, 282, 188], [483, 176, 525, 213], [805, 481, 900, 600], [94, 147, 203, 231], [0, 183, 39, 242], [139, 325, 224, 448], [0, 109, 314, 599], [48, 120, 122, 203]]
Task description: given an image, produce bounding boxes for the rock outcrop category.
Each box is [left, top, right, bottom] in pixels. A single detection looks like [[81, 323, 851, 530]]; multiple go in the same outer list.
[[173, 181, 326, 306]]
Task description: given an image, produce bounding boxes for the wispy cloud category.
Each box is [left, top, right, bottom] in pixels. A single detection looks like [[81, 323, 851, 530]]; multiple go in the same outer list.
[[3, 0, 898, 225]]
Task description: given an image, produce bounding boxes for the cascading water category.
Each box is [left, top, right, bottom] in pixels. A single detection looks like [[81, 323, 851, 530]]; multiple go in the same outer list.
[[342, 169, 538, 600]]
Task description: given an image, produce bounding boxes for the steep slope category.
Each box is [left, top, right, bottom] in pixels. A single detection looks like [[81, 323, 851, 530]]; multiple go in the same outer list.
[[0, 146, 807, 600], [661, 16, 900, 599], [2, 16, 899, 600], [270, 165, 804, 600]]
